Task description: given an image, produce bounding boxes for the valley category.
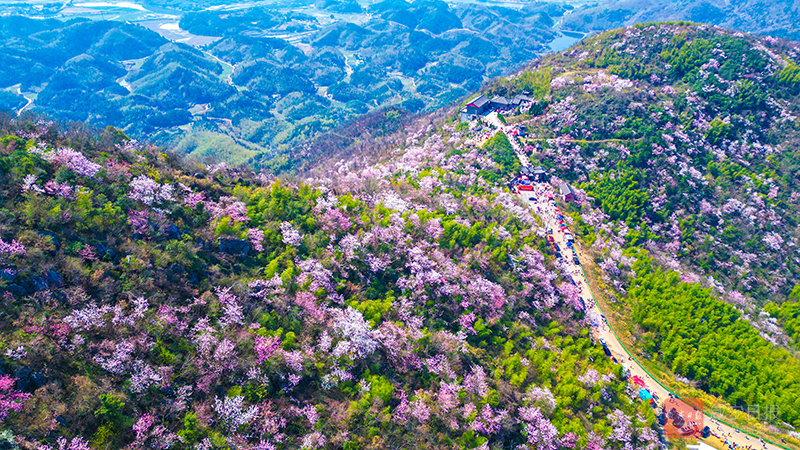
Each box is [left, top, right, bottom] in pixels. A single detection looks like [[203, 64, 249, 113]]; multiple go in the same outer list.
[[0, 0, 584, 164]]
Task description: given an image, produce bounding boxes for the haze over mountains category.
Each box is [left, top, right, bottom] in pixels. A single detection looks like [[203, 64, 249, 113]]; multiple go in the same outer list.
[[0, 0, 572, 165], [564, 0, 800, 40], [1, 0, 796, 166]]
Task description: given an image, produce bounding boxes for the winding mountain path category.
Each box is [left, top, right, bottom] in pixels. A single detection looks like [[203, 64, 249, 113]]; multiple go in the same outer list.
[[16, 87, 33, 116], [480, 112, 790, 450]]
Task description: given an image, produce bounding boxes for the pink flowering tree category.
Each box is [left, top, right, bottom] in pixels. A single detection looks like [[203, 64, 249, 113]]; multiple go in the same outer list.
[[0, 375, 30, 421], [128, 175, 175, 205], [31, 146, 101, 177], [280, 221, 303, 246], [0, 238, 26, 258], [207, 196, 249, 222]]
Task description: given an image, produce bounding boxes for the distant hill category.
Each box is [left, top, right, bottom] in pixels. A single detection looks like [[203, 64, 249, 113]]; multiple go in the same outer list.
[[0, 0, 572, 165], [0, 17, 232, 137], [564, 0, 800, 40]]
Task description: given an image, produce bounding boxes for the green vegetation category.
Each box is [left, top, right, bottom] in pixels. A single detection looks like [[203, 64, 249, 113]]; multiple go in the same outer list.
[[491, 68, 552, 100], [482, 132, 520, 179], [776, 63, 800, 94], [582, 168, 649, 224], [0, 115, 658, 449], [765, 286, 800, 345], [629, 253, 800, 427]]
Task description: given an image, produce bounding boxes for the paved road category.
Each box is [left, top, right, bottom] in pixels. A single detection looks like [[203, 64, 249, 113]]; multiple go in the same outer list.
[[481, 113, 786, 450]]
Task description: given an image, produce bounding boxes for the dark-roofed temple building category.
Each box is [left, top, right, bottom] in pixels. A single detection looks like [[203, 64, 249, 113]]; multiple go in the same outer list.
[[459, 95, 491, 121]]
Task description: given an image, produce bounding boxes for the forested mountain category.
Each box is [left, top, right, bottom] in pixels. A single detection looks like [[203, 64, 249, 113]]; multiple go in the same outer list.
[[2, 9, 800, 450], [0, 0, 571, 165], [0, 17, 231, 137], [501, 23, 800, 308], [177, 0, 564, 155], [474, 22, 800, 429], [0, 105, 660, 448], [564, 0, 800, 41]]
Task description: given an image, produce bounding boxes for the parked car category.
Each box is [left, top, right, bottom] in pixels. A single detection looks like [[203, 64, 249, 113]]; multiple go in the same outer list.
[[554, 243, 560, 252], [528, 197, 536, 202], [555, 252, 562, 259], [573, 256, 580, 264]]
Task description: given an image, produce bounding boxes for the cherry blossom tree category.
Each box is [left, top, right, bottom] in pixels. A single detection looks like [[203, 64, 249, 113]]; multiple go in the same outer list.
[[280, 222, 303, 246], [0, 375, 30, 421], [128, 175, 175, 205]]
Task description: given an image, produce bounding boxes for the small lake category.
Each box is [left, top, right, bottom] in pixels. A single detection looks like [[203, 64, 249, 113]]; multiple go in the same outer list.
[[547, 33, 583, 52], [138, 19, 221, 46]]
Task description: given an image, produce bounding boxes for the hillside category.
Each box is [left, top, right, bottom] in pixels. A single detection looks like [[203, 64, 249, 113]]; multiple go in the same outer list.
[[0, 112, 661, 449], [2, 17, 800, 450], [472, 22, 800, 430]]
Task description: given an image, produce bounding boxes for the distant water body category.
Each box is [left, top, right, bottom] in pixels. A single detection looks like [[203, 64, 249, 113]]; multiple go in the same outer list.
[[547, 32, 585, 52]]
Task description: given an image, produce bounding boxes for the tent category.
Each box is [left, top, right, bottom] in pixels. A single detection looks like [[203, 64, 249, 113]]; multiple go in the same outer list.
[[631, 375, 646, 387], [639, 388, 653, 400]]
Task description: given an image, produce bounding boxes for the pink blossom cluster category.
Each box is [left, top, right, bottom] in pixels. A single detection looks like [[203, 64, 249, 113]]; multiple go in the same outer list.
[[330, 307, 377, 359], [53, 437, 91, 450], [0, 238, 26, 257], [248, 228, 265, 252], [0, 375, 30, 421], [207, 196, 249, 222], [31, 146, 101, 177], [215, 395, 259, 430], [179, 183, 205, 208], [249, 275, 283, 299], [280, 221, 303, 246], [21, 175, 74, 198], [254, 336, 281, 363], [519, 405, 558, 450], [582, 71, 635, 92], [607, 409, 634, 443], [129, 175, 175, 205]]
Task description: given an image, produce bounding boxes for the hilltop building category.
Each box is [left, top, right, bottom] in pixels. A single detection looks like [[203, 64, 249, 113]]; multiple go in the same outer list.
[[459, 95, 491, 121], [491, 96, 509, 109], [459, 92, 536, 121]]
